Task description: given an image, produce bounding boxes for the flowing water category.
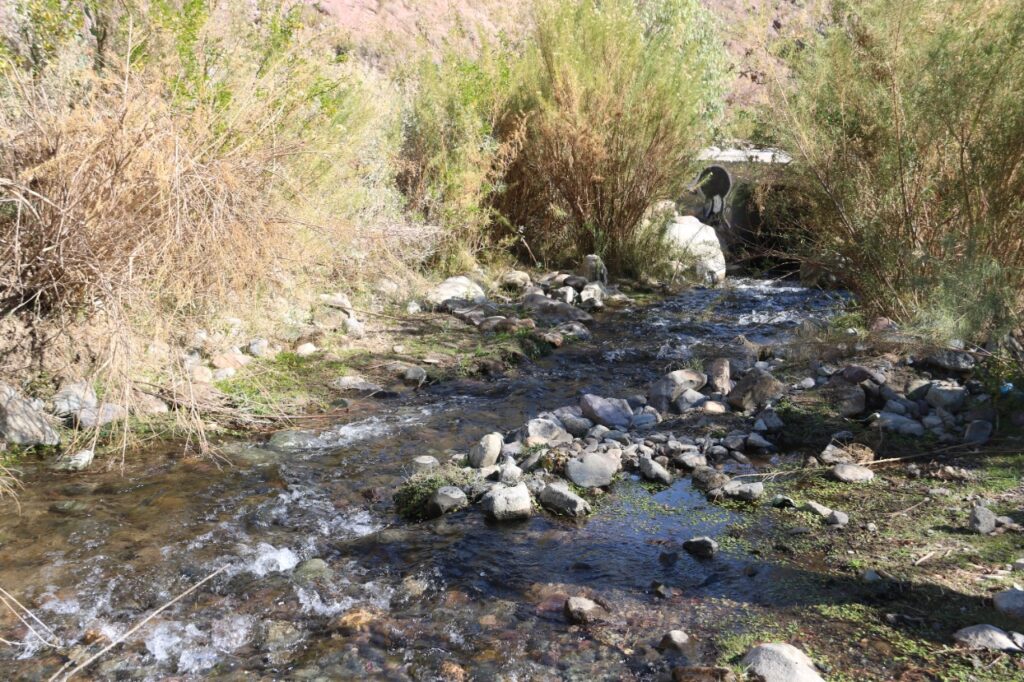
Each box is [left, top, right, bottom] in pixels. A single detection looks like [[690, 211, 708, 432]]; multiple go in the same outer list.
[[0, 280, 847, 681]]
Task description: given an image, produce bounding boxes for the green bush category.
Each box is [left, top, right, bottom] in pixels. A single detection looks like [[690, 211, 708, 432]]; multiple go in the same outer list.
[[401, 0, 727, 276], [765, 0, 1024, 343]]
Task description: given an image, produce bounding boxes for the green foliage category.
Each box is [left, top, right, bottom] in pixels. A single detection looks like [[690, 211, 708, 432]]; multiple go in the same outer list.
[[401, 0, 727, 277], [766, 0, 1024, 344], [393, 466, 473, 520]]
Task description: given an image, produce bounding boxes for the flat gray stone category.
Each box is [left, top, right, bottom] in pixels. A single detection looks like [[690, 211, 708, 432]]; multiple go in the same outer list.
[[741, 643, 824, 682], [954, 624, 1021, 652], [580, 394, 632, 430], [831, 463, 875, 483], [539, 481, 592, 517], [565, 452, 620, 488]]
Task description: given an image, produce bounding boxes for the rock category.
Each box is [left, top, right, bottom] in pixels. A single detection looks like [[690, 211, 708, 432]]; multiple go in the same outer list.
[[706, 358, 731, 394], [561, 415, 594, 438], [580, 394, 633, 430], [498, 457, 522, 484], [343, 316, 366, 338], [412, 455, 439, 473], [426, 486, 468, 517], [49, 449, 95, 472], [294, 342, 317, 357], [74, 403, 128, 430], [969, 505, 997, 534], [566, 451, 621, 488], [131, 391, 169, 415], [539, 481, 592, 517], [746, 433, 774, 450], [703, 401, 728, 415], [1013, 558, 1024, 572], [0, 384, 60, 446], [665, 215, 726, 284], [579, 282, 605, 311], [756, 408, 784, 432], [721, 480, 764, 501], [820, 442, 875, 465], [500, 271, 532, 290], [691, 466, 730, 492], [469, 433, 503, 468], [994, 589, 1024, 620], [553, 321, 591, 341], [521, 293, 593, 324], [740, 643, 824, 682], [927, 349, 975, 372], [954, 624, 1021, 652], [824, 377, 867, 417], [293, 558, 334, 584], [658, 630, 690, 652], [247, 338, 271, 357], [963, 420, 993, 445], [402, 366, 428, 385], [826, 510, 850, 526], [727, 369, 784, 412], [519, 418, 570, 445], [800, 501, 833, 518], [580, 254, 608, 284], [639, 456, 673, 485], [331, 375, 387, 397], [211, 350, 249, 370], [553, 285, 577, 304], [481, 483, 532, 521], [191, 365, 214, 383], [771, 495, 796, 509], [670, 666, 737, 682], [213, 367, 236, 380], [874, 412, 926, 437], [564, 596, 604, 624], [831, 463, 875, 483], [52, 382, 98, 418], [648, 370, 707, 413], [926, 381, 967, 412], [426, 276, 487, 310], [683, 536, 718, 559]]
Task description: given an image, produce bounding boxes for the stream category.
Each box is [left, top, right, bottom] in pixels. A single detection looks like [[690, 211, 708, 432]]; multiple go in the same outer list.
[[0, 280, 847, 680]]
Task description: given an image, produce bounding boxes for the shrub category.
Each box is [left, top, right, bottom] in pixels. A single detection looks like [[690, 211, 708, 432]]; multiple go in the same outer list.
[[401, 0, 727, 277], [764, 0, 1024, 343]]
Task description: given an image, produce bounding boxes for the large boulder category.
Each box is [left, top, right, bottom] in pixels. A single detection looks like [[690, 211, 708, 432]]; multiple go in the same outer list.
[[926, 381, 968, 412], [481, 483, 533, 521], [0, 384, 60, 446], [727, 369, 784, 412], [647, 370, 707, 413], [954, 624, 1022, 652], [740, 643, 824, 682], [665, 215, 726, 284], [580, 394, 633, 430], [426, 276, 487, 310]]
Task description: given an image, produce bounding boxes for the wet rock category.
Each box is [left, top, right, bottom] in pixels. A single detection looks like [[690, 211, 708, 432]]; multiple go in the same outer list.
[[268, 429, 321, 452], [670, 666, 737, 682], [639, 456, 673, 485], [831, 463, 875, 483], [926, 381, 967, 411], [706, 358, 731, 394], [553, 321, 591, 341], [580, 394, 633, 430], [648, 370, 707, 413], [412, 455, 439, 473], [954, 624, 1021, 652], [740, 643, 824, 682], [566, 451, 621, 488], [727, 369, 784, 412], [263, 620, 303, 653], [402, 366, 428, 386], [49, 449, 95, 472], [469, 433, 503, 468], [426, 276, 487, 310], [874, 412, 926, 437], [481, 483, 532, 521], [994, 589, 1024, 620], [683, 536, 718, 559], [440, 660, 468, 682], [426, 486, 468, 517], [963, 420, 993, 445], [564, 596, 605, 624], [658, 630, 690, 652], [52, 381, 97, 418], [522, 294, 593, 324], [539, 481, 592, 517], [0, 384, 60, 446], [49, 500, 90, 516], [969, 505, 997, 534], [294, 558, 334, 584]]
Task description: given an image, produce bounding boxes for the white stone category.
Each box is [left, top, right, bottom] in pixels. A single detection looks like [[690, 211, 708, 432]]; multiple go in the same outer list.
[[665, 215, 726, 284]]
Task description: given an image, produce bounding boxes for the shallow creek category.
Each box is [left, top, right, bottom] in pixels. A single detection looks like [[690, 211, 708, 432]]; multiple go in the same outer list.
[[0, 280, 847, 680]]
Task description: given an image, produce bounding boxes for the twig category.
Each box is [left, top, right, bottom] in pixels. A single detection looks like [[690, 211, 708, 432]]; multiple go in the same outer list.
[[50, 565, 228, 682], [888, 498, 930, 517], [0, 592, 60, 650], [913, 550, 936, 566]]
